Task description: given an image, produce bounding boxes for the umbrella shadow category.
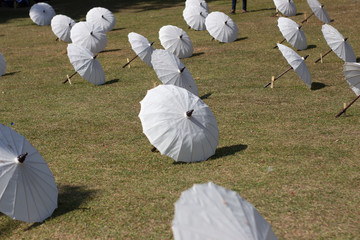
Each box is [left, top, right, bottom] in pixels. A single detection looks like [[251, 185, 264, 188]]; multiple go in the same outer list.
[[200, 93, 212, 100], [192, 52, 205, 57], [248, 7, 276, 13], [235, 37, 248, 42], [2, 71, 21, 76], [356, 57, 360, 63], [311, 82, 326, 91], [306, 45, 317, 50], [0, 213, 22, 238], [210, 144, 248, 160], [100, 49, 121, 53], [104, 79, 119, 85], [111, 27, 126, 31]]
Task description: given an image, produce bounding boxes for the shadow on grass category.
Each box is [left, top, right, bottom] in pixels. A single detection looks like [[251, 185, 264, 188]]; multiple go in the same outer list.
[[307, 44, 317, 50], [248, 7, 276, 13], [0, 213, 22, 238], [104, 79, 120, 85], [111, 27, 126, 32], [235, 37, 248, 42], [200, 92, 212, 100], [356, 57, 360, 63], [100, 49, 121, 53], [192, 52, 204, 57], [2, 71, 21, 76], [311, 82, 326, 91]]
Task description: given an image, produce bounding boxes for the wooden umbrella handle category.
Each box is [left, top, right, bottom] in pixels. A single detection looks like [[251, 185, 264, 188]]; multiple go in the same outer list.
[[301, 12, 315, 24], [122, 54, 139, 68], [336, 94, 360, 117], [264, 66, 293, 88], [315, 49, 333, 63], [63, 71, 77, 84], [273, 38, 286, 49]]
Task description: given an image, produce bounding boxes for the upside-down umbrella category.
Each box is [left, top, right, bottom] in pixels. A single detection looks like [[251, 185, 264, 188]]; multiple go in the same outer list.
[[70, 21, 107, 54], [0, 123, 58, 223], [183, 5, 208, 31], [86, 7, 116, 32], [275, 17, 307, 50], [205, 11, 239, 43], [51, 14, 76, 42], [29, 2, 56, 26], [0, 53, 5, 76], [302, 0, 330, 24], [172, 182, 278, 240], [64, 43, 105, 85], [265, 43, 311, 88], [185, 0, 209, 13], [138, 85, 219, 163], [123, 32, 155, 68], [273, 0, 296, 17], [151, 49, 198, 96], [159, 25, 194, 58]]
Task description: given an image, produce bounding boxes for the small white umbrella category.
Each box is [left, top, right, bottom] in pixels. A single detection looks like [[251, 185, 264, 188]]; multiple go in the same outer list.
[[51, 14, 76, 43], [172, 182, 278, 240], [29, 2, 56, 26], [123, 32, 155, 68], [183, 5, 208, 31], [0, 123, 58, 223], [138, 85, 219, 163], [276, 17, 307, 50], [70, 21, 107, 54], [185, 0, 209, 13], [273, 0, 297, 17], [0, 53, 5, 76], [302, 0, 330, 24], [64, 43, 105, 85], [151, 49, 198, 96], [205, 11, 239, 43], [86, 7, 116, 33], [159, 25, 194, 58]]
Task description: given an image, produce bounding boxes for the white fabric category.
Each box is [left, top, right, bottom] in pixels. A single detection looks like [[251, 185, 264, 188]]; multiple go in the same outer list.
[[321, 24, 356, 62], [343, 62, 360, 96], [138, 85, 218, 163], [277, 44, 312, 88], [0, 123, 58, 223], [67, 44, 105, 85], [51, 14, 76, 43], [172, 182, 278, 240], [0, 53, 5, 76], [70, 21, 107, 54], [86, 7, 116, 32], [277, 17, 307, 50], [185, 0, 209, 13], [183, 5, 208, 31], [307, 0, 330, 24], [128, 32, 155, 68], [151, 49, 198, 96], [273, 0, 296, 17], [205, 12, 238, 43], [159, 25, 193, 58], [29, 2, 56, 26]]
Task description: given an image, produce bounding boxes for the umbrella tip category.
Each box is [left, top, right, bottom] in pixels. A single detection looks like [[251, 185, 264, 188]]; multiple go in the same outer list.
[[150, 41, 155, 46], [344, 37, 348, 42], [302, 55, 309, 60], [179, 35, 183, 39], [17, 152, 28, 164], [186, 109, 194, 118], [90, 31, 93, 36], [179, 67, 186, 73]]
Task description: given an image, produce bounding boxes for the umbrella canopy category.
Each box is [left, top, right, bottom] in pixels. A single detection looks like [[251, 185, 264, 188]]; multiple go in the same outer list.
[[151, 49, 198, 96], [172, 182, 278, 240], [277, 17, 307, 50], [343, 62, 360, 96], [321, 24, 356, 62], [29, 2, 56, 26], [307, 0, 330, 24], [185, 0, 209, 13], [205, 11, 239, 43], [0, 53, 5, 76], [128, 32, 155, 67], [51, 14, 76, 43], [273, 0, 297, 17], [183, 5, 208, 31], [159, 25, 194, 59], [86, 7, 116, 33], [0, 123, 58, 223], [67, 43, 105, 85], [138, 85, 219, 163]]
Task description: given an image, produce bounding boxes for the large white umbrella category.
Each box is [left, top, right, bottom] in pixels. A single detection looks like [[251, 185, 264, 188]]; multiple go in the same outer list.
[[65, 43, 105, 85], [304, 0, 331, 24], [273, 0, 297, 17], [276, 17, 307, 50], [183, 5, 208, 31], [138, 85, 219, 163], [0, 53, 5, 76], [0, 123, 58, 223], [51, 14, 76, 43], [86, 7, 116, 33], [151, 49, 198, 96], [70, 21, 107, 54], [124, 32, 155, 68], [159, 25, 194, 58], [29, 2, 56, 26], [185, 0, 209, 13], [172, 182, 278, 240], [205, 11, 239, 43]]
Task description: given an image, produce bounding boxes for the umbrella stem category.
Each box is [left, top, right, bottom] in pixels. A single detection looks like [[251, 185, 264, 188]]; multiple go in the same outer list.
[[315, 49, 332, 63], [180, 67, 186, 73], [300, 12, 315, 24], [63, 71, 77, 84], [122, 54, 139, 68], [264, 66, 293, 88], [17, 152, 28, 163], [186, 109, 194, 118], [273, 38, 286, 49], [336, 94, 360, 117]]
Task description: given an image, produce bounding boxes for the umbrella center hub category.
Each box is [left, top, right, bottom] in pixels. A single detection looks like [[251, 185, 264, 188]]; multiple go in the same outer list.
[[185, 109, 194, 118], [17, 152, 28, 164]]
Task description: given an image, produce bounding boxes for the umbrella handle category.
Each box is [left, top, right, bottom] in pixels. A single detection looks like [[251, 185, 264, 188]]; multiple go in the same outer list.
[[273, 38, 286, 49], [300, 12, 315, 24], [264, 66, 293, 88], [315, 49, 332, 63], [63, 72, 77, 84], [336, 94, 360, 117], [122, 54, 139, 68]]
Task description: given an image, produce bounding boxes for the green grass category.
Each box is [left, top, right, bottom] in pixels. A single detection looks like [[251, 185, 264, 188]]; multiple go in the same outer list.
[[1, 0, 360, 239]]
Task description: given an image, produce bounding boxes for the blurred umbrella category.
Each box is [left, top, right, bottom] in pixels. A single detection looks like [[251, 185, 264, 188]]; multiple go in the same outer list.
[[123, 32, 155, 68], [29, 2, 56, 26], [183, 5, 208, 31], [302, 0, 330, 24], [275, 17, 307, 50], [205, 11, 238, 43], [86, 7, 116, 33], [0, 53, 5, 76], [51, 14, 76, 43], [273, 0, 297, 17], [185, 0, 209, 12], [159, 25, 194, 58]]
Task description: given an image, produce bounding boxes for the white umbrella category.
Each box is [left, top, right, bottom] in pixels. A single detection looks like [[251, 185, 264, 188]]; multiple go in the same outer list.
[[151, 49, 198, 96], [303, 0, 330, 24], [273, 0, 297, 17], [0, 53, 5, 76], [138, 85, 219, 163], [51, 14, 76, 43], [29, 2, 56, 26], [65, 43, 105, 85], [86, 7, 116, 33], [172, 182, 278, 240], [185, 0, 209, 13], [276, 17, 307, 50], [123, 32, 155, 68], [159, 25, 194, 59], [205, 11, 239, 43], [0, 123, 58, 223], [70, 21, 107, 54], [183, 5, 208, 31]]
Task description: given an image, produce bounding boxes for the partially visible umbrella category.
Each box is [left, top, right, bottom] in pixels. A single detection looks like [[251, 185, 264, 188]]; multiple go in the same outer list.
[[275, 17, 307, 50], [123, 32, 154, 68], [159, 25, 193, 58], [51, 14, 76, 42], [172, 182, 278, 240], [0, 123, 58, 223], [273, 0, 297, 17], [302, 0, 330, 24], [205, 11, 239, 43], [185, 0, 209, 13], [151, 49, 198, 96], [138, 85, 218, 163], [0, 53, 5, 76], [86, 7, 116, 33], [29, 2, 56, 26], [183, 5, 208, 31]]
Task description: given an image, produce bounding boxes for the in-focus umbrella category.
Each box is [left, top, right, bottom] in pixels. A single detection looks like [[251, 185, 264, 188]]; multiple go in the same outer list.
[[183, 5, 208, 31], [185, 0, 209, 13], [273, 0, 297, 17], [0, 53, 5, 76], [123, 32, 155, 68], [51, 14, 76, 42], [29, 2, 56, 26], [205, 11, 239, 43], [86, 7, 116, 33], [302, 0, 330, 24], [151, 49, 198, 96], [265, 43, 311, 88], [64, 43, 105, 85], [70, 21, 107, 54], [172, 182, 278, 240], [159, 25, 194, 58], [0, 123, 58, 223], [275, 17, 307, 50], [138, 85, 218, 163], [315, 24, 356, 63]]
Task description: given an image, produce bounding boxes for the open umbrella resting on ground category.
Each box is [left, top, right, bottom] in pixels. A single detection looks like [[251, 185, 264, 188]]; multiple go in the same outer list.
[[275, 17, 307, 50], [159, 25, 194, 58], [123, 32, 155, 68], [29, 2, 56, 26], [273, 0, 297, 17], [51, 14, 76, 42], [205, 11, 239, 43], [86, 7, 116, 33], [302, 0, 331, 24]]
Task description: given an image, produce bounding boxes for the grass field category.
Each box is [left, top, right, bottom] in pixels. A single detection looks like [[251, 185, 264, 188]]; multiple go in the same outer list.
[[1, 0, 360, 239]]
